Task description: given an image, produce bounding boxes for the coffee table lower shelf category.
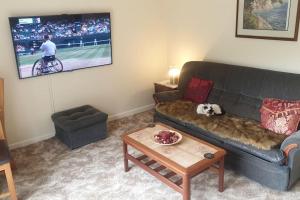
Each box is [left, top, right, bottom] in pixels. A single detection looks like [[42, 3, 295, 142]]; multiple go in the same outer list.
[[123, 142, 225, 200]]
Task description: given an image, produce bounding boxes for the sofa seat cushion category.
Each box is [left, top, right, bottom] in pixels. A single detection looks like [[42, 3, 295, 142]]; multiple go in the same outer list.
[[156, 100, 288, 150]]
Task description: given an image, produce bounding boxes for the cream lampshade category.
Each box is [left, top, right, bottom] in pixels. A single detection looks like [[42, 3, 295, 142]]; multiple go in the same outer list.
[[168, 67, 180, 85]]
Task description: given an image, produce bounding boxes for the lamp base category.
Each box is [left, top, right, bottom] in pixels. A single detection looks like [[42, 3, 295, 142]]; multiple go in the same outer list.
[[170, 77, 179, 85]]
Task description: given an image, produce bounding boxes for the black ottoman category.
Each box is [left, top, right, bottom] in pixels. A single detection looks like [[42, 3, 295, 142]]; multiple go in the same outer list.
[[51, 105, 108, 149]]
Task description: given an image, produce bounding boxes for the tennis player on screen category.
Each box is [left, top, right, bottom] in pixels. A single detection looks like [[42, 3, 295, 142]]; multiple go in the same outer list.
[[40, 35, 56, 72]]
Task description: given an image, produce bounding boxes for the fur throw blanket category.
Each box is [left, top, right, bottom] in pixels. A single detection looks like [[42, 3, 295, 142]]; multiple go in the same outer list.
[[156, 100, 287, 150]]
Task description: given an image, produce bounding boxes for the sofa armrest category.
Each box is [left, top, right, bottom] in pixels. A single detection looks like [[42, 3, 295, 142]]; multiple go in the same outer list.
[[281, 131, 300, 188], [153, 90, 182, 103]]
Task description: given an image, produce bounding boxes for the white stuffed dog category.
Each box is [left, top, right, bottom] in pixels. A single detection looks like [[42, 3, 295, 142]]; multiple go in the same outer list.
[[196, 104, 223, 117]]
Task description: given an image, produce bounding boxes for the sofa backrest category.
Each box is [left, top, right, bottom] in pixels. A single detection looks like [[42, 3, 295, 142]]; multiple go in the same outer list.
[[178, 61, 300, 121]]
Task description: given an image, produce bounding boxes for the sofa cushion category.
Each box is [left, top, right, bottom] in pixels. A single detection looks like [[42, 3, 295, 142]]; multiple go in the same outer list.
[[183, 77, 213, 103]]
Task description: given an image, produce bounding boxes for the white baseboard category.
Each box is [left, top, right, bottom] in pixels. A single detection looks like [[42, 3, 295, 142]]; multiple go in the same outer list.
[[9, 133, 55, 150], [8, 103, 155, 150], [108, 103, 155, 121]]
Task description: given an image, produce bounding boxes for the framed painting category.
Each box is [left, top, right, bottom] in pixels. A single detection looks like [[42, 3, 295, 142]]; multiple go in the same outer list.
[[236, 0, 300, 41]]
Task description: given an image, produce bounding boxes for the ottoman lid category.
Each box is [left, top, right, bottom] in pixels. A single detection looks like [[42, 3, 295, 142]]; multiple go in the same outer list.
[[52, 105, 108, 132]]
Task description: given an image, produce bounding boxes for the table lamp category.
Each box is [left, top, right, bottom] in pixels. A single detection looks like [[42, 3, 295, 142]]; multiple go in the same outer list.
[[168, 67, 180, 85]]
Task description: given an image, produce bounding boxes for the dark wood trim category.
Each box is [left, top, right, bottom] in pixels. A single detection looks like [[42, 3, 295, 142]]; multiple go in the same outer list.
[[295, 1, 300, 41], [123, 142, 129, 172], [164, 171, 176, 179], [235, 0, 300, 41], [235, 0, 240, 39], [145, 160, 157, 166], [154, 165, 166, 172], [126, 154, 184, 194], [175, 178, 183, 186], [218, 157, 225, 192], [136, 155, 147, 161]]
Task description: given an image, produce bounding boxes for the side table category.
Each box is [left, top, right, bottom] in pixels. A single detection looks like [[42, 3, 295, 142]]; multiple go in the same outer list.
[[153, 80, 178, 104]]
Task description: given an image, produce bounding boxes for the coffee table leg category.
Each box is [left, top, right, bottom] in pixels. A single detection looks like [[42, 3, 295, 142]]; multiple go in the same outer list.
[[218, 157, 225, 192], [123, 141, 129, 172], [182, 174, 190, 200]]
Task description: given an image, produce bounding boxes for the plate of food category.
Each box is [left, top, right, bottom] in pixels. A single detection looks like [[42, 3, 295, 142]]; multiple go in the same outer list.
[[153, 130, 182, 145]]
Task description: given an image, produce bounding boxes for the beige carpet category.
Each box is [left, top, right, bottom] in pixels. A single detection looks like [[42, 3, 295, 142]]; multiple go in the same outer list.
[[1, 110, 300, 200]]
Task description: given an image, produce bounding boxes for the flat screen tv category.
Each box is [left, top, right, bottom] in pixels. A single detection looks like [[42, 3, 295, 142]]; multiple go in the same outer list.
[[9, 13, 112, 79]]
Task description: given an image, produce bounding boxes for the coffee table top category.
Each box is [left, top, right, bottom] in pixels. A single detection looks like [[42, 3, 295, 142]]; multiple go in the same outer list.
[[123, 123, 226, 174]]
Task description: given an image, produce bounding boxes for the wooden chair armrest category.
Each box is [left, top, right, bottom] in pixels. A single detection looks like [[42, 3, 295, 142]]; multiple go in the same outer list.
[[0, 122, 4, 140]]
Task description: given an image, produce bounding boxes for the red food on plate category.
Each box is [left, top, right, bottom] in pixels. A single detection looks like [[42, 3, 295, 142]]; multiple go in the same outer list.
[[154, 130, 180, 144]]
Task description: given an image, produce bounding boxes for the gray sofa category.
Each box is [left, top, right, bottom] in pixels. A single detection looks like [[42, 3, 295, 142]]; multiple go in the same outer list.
[[154, 61, 300, 191]]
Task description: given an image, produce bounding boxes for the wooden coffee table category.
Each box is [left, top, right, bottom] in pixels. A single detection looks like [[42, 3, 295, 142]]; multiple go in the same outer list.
[[122, 123, 226, 200]]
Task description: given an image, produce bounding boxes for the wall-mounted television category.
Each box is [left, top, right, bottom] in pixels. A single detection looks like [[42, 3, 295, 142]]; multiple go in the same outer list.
[[9, 13, 112, 79]]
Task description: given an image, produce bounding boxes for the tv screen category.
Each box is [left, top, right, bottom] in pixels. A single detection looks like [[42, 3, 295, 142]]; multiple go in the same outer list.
[[9, 13, 112, 79]]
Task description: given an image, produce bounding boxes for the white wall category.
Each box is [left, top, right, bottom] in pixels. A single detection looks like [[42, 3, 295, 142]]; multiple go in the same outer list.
[[163, 0, 300, 73], [3, 0, 300, 148], [0, 0, 167, 147]]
